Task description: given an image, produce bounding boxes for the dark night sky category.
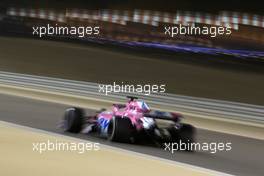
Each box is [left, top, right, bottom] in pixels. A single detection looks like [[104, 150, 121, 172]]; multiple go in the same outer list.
[[0, 0, 262, 13]]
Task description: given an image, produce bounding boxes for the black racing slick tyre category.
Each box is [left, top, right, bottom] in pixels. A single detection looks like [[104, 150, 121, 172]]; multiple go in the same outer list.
[[107, 116, 135, 143], [64, 107, 84, 133], [178, 124, 195, 144], [168, 123, 196, 151]]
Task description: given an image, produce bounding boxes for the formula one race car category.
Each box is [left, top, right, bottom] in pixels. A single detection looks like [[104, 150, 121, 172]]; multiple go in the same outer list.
[[61, 96, 195, 147]]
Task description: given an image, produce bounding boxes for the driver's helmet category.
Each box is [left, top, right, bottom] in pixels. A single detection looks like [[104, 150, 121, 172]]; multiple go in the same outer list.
[[136, 101, 150, 113]]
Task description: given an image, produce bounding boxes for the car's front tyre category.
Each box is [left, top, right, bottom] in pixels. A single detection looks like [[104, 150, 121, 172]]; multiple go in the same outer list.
[[107, 116, 135, 143], [168, 123, 196, 151]]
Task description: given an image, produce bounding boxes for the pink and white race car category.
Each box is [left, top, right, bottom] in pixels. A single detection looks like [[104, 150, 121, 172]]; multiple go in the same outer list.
[[61, 96, 195, 147]]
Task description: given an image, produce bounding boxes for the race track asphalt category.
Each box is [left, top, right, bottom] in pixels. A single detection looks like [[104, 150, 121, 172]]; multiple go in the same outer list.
[[0, 36, 264, 105], [0, 93, 263, 176]]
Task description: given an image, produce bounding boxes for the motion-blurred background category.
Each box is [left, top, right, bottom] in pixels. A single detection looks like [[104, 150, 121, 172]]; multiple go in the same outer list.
[[0, 0, 263, 105], [0, 0, 264, 55]]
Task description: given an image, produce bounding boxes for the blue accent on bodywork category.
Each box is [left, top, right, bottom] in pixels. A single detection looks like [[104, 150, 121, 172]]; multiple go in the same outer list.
[[154, 110, 166, 116], [98, 117, 110, 135], [142, 101, 150, 111]]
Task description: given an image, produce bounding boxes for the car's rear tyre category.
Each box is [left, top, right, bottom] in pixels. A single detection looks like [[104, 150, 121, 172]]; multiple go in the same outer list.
[[64, 107, 84, 133], [107, 116, 135, 143]]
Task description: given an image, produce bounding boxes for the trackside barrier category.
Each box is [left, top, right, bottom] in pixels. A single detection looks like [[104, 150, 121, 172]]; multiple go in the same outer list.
[[0, 71, 263, 124]]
